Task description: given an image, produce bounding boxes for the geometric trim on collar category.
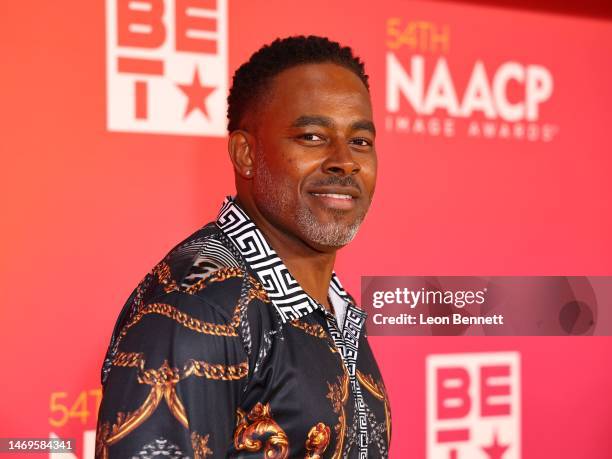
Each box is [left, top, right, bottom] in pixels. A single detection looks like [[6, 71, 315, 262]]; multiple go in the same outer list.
[[216, 195, 355, 323]]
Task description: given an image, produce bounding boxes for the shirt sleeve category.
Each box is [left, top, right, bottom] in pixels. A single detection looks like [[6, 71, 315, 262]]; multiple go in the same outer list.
[[96, 290, 249, 458]]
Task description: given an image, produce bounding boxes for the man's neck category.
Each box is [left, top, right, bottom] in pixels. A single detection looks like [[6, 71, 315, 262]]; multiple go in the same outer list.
[[235, 195, 336, 310]]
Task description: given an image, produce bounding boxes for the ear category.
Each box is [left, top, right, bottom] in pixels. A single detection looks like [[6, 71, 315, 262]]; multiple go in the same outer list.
[[228, 130, 255, 179]]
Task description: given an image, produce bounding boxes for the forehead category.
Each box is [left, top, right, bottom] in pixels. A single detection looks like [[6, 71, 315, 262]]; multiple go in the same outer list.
[[260, 62, 372, 123]]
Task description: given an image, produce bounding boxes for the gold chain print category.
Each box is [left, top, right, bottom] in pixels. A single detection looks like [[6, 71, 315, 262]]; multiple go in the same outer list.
[[96, 354, 248, 459]]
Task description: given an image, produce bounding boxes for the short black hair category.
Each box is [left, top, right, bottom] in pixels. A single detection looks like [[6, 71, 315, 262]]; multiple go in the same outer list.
[[227, 35, 369, 132]]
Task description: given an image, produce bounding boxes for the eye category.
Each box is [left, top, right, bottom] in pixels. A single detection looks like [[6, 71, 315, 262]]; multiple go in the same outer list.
[[296, 133, 327, 144], [350, 137, 373, 148], [300, 133, 325, 141]]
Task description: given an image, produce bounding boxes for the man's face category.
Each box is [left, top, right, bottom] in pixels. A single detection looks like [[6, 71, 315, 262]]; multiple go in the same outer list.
[[250, 62, 377, 251]]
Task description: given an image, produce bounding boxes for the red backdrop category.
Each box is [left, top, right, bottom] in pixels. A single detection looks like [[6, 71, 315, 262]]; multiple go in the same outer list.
[[1, 1, 611, 458]]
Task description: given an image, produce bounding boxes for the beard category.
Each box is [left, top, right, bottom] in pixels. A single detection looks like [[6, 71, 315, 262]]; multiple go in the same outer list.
[[252, 149, 369, 248]]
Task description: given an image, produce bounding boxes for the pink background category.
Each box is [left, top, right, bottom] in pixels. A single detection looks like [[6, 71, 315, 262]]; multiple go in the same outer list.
[[1, 0, 611, 457]]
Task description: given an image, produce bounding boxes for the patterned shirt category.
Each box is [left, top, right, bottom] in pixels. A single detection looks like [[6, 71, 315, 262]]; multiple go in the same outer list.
[[96, 196, 391, 458]]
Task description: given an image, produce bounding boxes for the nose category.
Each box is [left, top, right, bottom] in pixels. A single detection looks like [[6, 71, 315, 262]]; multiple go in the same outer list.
[[322, 140, 361, 176]]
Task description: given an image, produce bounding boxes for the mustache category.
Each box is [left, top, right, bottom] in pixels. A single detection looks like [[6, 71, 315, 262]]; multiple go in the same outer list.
[[308, 175, 362, 193]]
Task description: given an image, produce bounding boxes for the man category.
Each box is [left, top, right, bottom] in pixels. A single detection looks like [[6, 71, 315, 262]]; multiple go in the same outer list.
[[96, 35, 390, 459]]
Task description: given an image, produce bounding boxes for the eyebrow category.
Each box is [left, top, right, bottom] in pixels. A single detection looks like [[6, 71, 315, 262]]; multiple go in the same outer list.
[[352, 120, 376, 135], [291, 115, 376, 135]]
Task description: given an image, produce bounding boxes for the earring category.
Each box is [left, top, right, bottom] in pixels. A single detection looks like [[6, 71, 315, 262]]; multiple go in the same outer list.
[[245, 170, 252, 177]]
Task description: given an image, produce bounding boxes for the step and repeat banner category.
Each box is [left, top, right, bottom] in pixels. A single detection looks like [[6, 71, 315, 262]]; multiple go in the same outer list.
[[1, 0, 611, 457]]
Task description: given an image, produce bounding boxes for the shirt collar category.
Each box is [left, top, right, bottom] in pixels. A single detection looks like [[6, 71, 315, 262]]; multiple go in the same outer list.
[[215, 195, 358, 324]]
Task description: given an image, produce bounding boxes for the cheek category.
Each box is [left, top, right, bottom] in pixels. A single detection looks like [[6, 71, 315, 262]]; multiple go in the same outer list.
[[361, 157, 378, 195], [262, 140, 310, 177], [265, 160, 304, 199], [281, 151, 323, 187]]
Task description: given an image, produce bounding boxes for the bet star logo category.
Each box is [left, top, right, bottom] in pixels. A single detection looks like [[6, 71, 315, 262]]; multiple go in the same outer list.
[[106, 0, 228, 137], [427, 352, 521, 459], [482, 431, 510, 459], [177, 67, 216, 119]]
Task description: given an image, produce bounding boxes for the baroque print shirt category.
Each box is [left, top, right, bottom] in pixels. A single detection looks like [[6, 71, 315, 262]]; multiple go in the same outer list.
[[96, 197, 391, 458]]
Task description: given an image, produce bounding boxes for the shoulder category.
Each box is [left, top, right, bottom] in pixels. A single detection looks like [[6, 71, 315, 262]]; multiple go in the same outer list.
[[140, 222, 260, 317], [101, 222, 275, 385]]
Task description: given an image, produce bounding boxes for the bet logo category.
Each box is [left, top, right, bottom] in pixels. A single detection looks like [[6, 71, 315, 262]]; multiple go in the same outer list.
[[427, 352, 521, 458], [106, 0, 228, 136]]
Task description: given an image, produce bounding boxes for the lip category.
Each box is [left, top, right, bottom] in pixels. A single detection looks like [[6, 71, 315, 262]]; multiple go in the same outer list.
[[306, 186, 361, 199], [307, 187, 359, 210]]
